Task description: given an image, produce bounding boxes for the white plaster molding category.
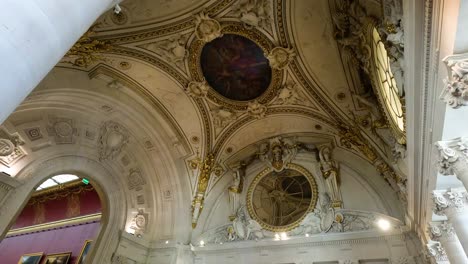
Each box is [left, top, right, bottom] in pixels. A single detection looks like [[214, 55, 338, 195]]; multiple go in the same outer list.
[[441, 53, 468, 108]]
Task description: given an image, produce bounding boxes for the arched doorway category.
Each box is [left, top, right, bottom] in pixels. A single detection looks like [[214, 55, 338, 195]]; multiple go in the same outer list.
[[0, 174, 103, 264]]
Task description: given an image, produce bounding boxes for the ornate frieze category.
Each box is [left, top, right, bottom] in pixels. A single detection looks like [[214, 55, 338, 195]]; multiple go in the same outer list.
[[441, 54, 468, 108], [98, 121, 130, 161], [435, 137, 468, 176]]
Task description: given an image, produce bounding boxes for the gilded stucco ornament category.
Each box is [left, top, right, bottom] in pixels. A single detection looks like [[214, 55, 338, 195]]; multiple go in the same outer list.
[[266, 47, 295, 70], [62, 29, 112, 68], [257, 137, 298, 172], [98, 121, 130, 161], [194, 12, 223, 43], [319, 145, 342, 208], [185, 80, 210, 98], [246, 100, 267, 119], [441, 54, 468, 108]]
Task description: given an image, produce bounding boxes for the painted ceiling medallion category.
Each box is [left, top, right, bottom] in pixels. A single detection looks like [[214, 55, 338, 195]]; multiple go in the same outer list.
[[188, 22, 283, 109], [200, 34, 272, 101]]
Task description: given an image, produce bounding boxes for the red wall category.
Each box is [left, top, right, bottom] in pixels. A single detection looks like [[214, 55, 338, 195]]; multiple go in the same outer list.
[[13, 186, 101, 229], [0, 221, 101, 264]]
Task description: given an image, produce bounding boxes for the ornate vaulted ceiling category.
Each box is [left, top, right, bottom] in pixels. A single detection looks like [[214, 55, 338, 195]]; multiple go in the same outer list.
[[0, 0, 407, 241]]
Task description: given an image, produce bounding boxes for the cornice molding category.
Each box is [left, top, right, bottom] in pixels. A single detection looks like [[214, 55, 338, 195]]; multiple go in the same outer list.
[[7, 213, 101, 237], [441, 53, 468, 108]]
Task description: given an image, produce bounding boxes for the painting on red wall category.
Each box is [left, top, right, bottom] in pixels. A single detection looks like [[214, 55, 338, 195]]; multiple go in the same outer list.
[[17, 252, 43, 264], [76, 240, 92, 264], [44, 252, 71, 264]]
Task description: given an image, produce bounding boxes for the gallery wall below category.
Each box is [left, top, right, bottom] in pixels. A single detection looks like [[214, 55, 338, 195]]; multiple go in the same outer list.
[[0, 221, 100, 264]]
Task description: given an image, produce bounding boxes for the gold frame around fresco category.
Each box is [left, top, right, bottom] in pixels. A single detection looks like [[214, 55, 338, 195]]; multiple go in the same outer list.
[[246, 163, 318, 232], [44, 252, 72, 264], [17, 252, 43, 264], [188, 21, 284, 110], [76, 240, 92, 264]]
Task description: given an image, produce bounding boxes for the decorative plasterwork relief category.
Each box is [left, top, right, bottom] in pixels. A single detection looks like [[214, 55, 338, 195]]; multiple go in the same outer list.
[[426, 241, 448, 262], [266, 47, 295, 70], [246, 100, 267, 119], [271, 81, 311, 106], [257, 137, 297, 172], [435, 137, 468, 177], [441, 54, 468, 108], [128, 168, 146, 191], [230, 0, 273, 33], [209, 103, 240, 136], [185, 80, 209, 98], [98, 121, 130, 161], [0, 127, 25, 167], [46, 117, 78, 144], [138, 33, 190, 71], [428, 221, 454, 241], [194, 12, 223, 43], [129, 209, 148, 237]]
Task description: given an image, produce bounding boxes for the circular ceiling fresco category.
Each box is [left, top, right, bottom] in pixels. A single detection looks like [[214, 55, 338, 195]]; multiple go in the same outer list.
[[247, 167, 317, 231], [200, 34, 272, 101]]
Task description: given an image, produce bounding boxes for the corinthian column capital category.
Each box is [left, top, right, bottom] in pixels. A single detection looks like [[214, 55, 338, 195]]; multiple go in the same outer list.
[[432, 188, 468, 216], [435, 137, 468, 176], [429, 221, 455, 241], [441, 53, 468, 108], [427, 241, 448, 262]]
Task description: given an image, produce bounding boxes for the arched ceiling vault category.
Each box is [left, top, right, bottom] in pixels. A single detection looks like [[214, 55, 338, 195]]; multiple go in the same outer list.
[[0, 0, 409, 241]]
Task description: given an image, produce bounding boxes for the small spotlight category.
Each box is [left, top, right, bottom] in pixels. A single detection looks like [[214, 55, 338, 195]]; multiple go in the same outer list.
[[220, 242, 223, 245], [200, 240, 205, 247], [377, 219, 390, 231], [305, 233, 309, 237], [274, 233, 280, 241], [165, 241, 169, 244], [280, 232, 288, 240]]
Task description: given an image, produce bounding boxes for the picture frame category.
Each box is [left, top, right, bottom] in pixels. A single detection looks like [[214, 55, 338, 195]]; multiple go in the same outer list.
[[44, 252, 72, 264], [76, 240, 93, 264], [17, 252, 43, 264]]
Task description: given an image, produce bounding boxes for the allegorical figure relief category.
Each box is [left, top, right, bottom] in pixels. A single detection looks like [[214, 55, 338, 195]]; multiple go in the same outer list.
[[319, 145, 342, 208]]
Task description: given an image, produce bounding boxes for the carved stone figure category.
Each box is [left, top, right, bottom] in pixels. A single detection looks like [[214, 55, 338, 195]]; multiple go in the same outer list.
[[246, 219, 264, 240], [290, 212, 321, 236], [194, 12, 223, 43], [266, 47, 295, 70], [98, 121, 129, 161], [186, 80, 210, 98], [319, 145, 342, 208], [232, 0, 272, 30], [246, 100, 267, 119], [228, 167, 244, 220], [130, 209, 148, 237]]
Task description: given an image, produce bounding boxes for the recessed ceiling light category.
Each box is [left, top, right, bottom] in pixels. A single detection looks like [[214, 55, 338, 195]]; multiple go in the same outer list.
[[377, 219, 391, 231]]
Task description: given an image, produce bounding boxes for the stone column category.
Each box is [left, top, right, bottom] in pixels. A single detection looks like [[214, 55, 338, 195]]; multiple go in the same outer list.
[[432, 189, 468, 256], [0, 0, 120, 124], [429, 221, 468, 263], [440, 54, 468, 108]]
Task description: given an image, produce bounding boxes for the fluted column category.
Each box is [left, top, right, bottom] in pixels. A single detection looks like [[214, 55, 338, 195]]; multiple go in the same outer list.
[[429, 221, 468, 263], [0, 0, 120, 124], [433, 188, 468, 256], [440, 54, 468, 108]]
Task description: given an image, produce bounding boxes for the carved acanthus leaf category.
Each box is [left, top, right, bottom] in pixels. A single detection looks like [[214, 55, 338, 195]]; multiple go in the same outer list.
[[441, 54, 468, 108]]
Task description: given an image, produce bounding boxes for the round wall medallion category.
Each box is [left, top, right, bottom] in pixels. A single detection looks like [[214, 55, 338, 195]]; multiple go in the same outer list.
[[200, 34, 272, 101], [246, 163, 318, 232], [0, 139, 14, 156]]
